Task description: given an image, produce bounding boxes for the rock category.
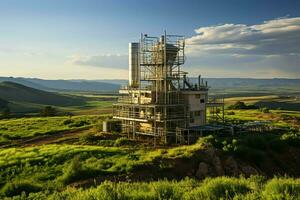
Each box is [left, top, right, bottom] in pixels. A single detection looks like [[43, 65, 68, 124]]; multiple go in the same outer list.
[[212, 155, 224, 176], [196, 148, 224, 177], [204, 148, 224, 176], [241, 166, 258, 176], [224, 156, 239, 176], [196, 162, 209, 179]]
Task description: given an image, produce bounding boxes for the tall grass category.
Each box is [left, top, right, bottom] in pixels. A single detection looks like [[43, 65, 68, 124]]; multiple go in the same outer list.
[[4, 176, 300, 200], [0, 115, 104, 144]]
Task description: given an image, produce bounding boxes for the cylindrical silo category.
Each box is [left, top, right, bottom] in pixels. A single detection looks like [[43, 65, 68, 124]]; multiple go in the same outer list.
[[129, 42, 140, 88]]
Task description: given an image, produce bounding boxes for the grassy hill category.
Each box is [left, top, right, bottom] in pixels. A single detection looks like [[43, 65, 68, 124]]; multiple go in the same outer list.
[[0, 102, 299, 199], [0, 77, 120, 92], [2, 77, 300, 95], [0, 98, 8, 109], [0, 82, 85, 111]]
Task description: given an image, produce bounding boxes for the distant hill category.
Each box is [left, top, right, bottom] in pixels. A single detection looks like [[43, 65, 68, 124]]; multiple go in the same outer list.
[[188, 78, 300, 96], [0, 77, 120, 92], [1, 76, 299, 95], [0, 81, 85, 107], [198, 78, 300, 87], [0, 98, 8, 110]]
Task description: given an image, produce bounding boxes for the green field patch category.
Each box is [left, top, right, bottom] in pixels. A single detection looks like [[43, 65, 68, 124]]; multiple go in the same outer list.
[[0, 115, 104, 144]]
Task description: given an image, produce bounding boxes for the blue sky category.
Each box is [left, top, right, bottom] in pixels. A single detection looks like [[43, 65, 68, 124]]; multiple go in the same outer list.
[[0, 0, 299, 79]]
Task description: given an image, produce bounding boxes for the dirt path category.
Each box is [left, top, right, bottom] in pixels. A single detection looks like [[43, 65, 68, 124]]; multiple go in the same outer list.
[[22, 129, 89, 147], [0, 128, 90, 148]]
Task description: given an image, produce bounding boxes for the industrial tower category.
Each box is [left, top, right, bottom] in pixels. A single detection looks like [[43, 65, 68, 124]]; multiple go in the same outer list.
[[113, 32, 224, 144]]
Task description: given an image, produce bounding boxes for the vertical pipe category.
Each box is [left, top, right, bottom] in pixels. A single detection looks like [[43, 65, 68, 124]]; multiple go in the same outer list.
[[164, 30, 167, 144]]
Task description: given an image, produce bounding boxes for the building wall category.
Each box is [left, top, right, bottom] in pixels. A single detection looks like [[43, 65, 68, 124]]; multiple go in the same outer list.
[[182, 91, 208, 127]]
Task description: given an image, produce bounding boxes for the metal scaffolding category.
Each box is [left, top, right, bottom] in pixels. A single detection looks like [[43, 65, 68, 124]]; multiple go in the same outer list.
[[113, 32, 224, 145]]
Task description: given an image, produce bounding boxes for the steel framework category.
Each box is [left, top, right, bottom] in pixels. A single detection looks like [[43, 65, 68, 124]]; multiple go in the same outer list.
[[113, 32, 224, 145]]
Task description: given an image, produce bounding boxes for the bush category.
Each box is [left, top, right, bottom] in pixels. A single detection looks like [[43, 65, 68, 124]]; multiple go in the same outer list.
[[79, 132, 98, 144], [263, 177, 300, 199], [227, 111, 235, 115], [97, 140, 115, 147], [269, 138, 288, 152], [196, 135, 215, 147], [186, 177, 251, 200], [1, 107, 11, 118], [260, 107, 270, 113], [153, 180, 183, 200], [114, 137, 130, 147], [69, 120, 90, 128], [234, 145, 266, 164], [0, 180, 42, 197], [244, 135, 268, 150], [281, 132, 300, 147], [228, 101, 258, 110], [62, 119, 74, 125], [57, 156, 84, 185], [40, 106, 57, 117]]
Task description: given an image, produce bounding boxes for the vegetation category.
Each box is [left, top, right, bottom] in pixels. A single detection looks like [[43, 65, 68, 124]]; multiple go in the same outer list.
[[0, 115, 104, 145], [1, 107, 11, 119], [0, 81, 85, 107], [0, 91, 299, 199], [1, 177, 300, 199], [225, 108, 300, 129], [40, 106, 57, 117], [228, 101, 258, 110], [0, 98, 8, 108]]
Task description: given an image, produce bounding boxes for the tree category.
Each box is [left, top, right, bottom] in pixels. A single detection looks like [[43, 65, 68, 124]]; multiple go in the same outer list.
[[40, 106, 57, 117], [228, 101, 258, 110]]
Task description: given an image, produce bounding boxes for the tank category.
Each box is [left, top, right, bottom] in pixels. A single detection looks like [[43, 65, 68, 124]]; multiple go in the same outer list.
[[152, 36, 179, 66], [129, 43, 140, 88]]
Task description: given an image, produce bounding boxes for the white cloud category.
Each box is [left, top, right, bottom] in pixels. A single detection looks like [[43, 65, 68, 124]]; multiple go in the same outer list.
[[68, 54, 128, 69], [65, 17, 300, 78], [186, 17, 300, 56]]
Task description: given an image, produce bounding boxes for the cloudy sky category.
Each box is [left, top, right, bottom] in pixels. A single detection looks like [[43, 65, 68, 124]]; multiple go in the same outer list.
[[0, 0, 299, 79]]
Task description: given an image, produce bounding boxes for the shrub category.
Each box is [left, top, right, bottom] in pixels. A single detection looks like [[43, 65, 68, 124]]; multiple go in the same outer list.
[[227, 111, 235, 115], [114, 137, 130, 147], [62, 119, 74, 125], [196, 135, 215, 147], [97, 140, 115, 147], [244, 135, 268, 150], [260, 107, 270, 113], [281, 132, 300, 147], [57, 156, 84, 185], [1, 107, 11, 118], [153, 180, 183, 200], [222, 139, 238, 153], [0, 180, 42, 197], [69, 120, 90, 128], [234, 145, 266, 164], [40, 106, 57, 117], [269, 138, 288, 152], [228, 101, 258, 110], [186, 177, 251, 200], [79, 132, 98, 144], [263, 177, 300, 200]]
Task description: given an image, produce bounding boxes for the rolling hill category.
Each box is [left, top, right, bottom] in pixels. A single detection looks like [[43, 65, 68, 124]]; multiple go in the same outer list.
[[0, 81, 85, 107], [0, 98, 8, 110], [0, 77, 120, 92], [1, 77, 299, 95]]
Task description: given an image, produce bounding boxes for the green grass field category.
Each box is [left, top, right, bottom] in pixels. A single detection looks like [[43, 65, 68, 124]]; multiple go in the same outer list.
[[223, 95, 300, 129], [0, 93, 300, 199], [0, 115, 106, 145]]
